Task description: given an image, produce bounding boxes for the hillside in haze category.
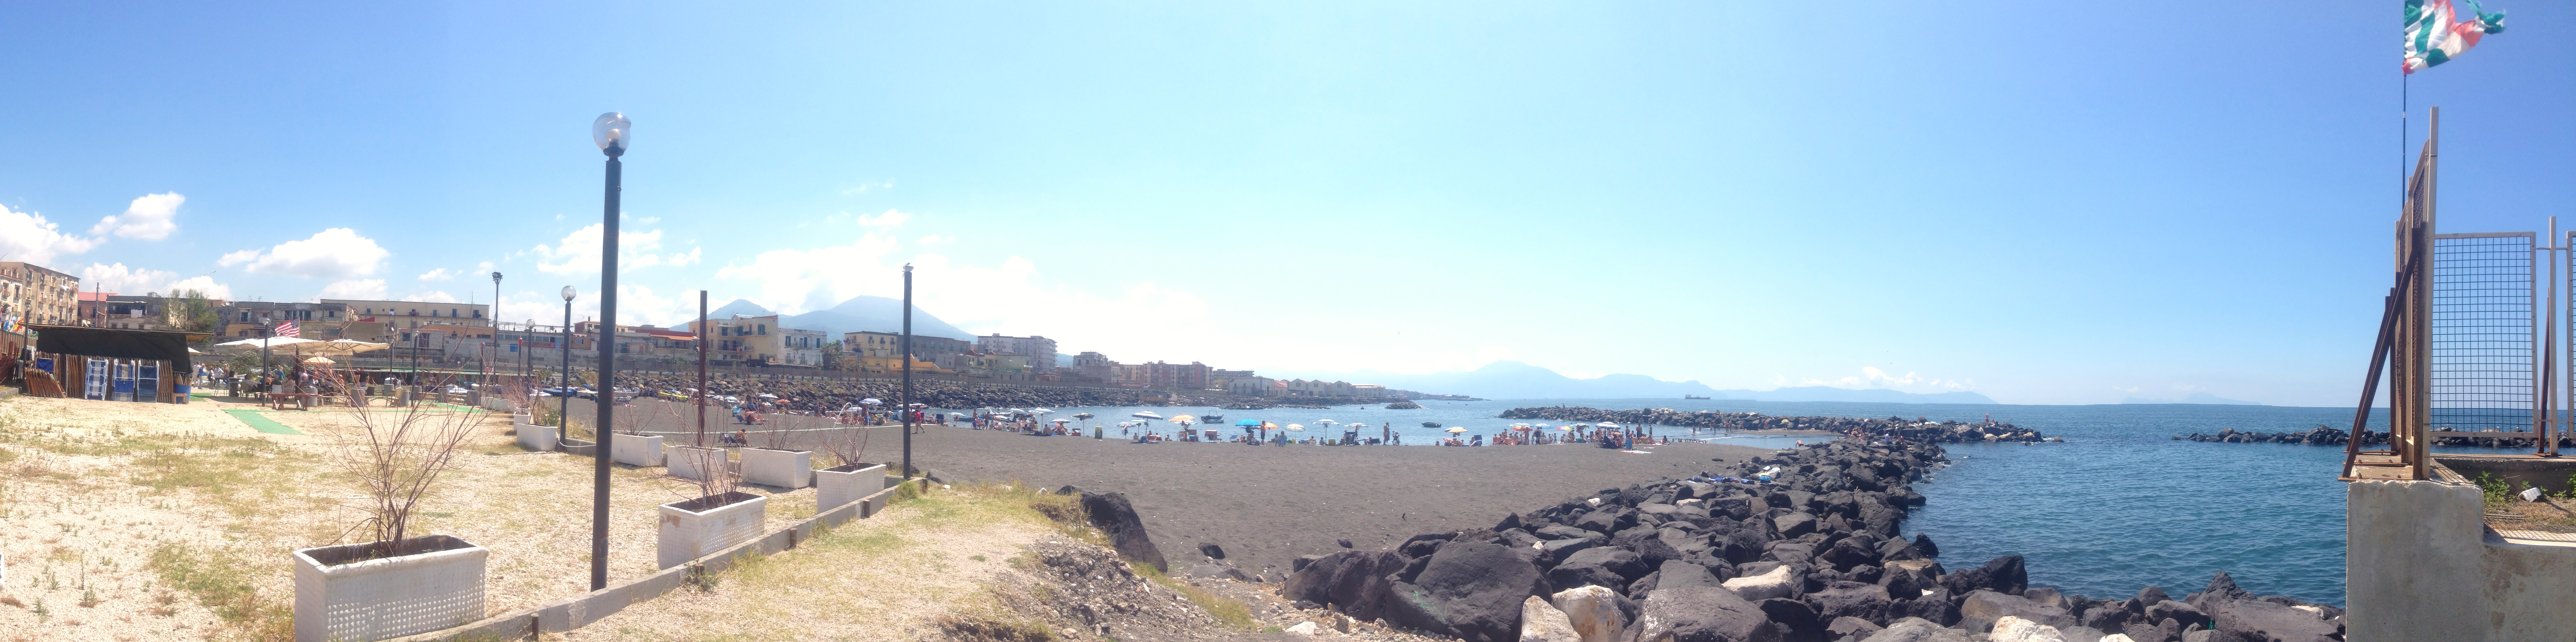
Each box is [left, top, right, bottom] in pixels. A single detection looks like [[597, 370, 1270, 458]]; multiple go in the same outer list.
[[1263, 360, 1999, 403], [702, 297, 978, 341]]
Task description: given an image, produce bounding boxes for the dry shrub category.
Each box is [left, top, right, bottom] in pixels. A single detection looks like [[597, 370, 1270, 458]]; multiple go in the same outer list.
[[325, 374, 485, 557]]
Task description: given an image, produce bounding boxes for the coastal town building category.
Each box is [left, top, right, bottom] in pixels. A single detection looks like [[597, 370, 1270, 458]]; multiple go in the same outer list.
[[322, 298, 491, 330], [1279, 378, 1374, 397], [0, 262, 78, 327], [844, 331, 900, 358], [973, 334, 1058, 373], [1072, 351, 1116, 383], [84, 294, 207, 331], [905, 335, 973, 370], [216, 301, 352, 338], [684, 315, 827, 367]]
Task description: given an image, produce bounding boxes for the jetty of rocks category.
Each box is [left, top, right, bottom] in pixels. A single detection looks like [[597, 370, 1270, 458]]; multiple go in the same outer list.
[[1284, 440, 2341, 642], [2176, 424, 2576, 449], [1497, 406, 2055, 443]]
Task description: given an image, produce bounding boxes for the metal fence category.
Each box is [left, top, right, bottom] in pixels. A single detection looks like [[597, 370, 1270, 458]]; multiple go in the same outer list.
[[2430, 232, 2536, 432]]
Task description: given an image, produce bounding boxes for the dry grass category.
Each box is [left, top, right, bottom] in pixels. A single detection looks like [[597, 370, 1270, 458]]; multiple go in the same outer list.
[[565, 483, 1076, 641]]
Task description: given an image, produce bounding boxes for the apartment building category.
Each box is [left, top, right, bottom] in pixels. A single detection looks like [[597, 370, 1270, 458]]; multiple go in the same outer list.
[[216, 301, 353, 338], [324, 299, 491, 330], [0, 262, 79, 326], [973, 334, 1059, 373]]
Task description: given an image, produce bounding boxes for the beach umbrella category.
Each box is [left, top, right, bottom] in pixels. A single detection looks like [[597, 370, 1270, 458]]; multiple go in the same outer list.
[[1557, 426, 1573, 431], [759, 393, 780, 399], [1051, 418, 1072, 424], [306, 339, 390, 356], [1317, 419, 1337, 426], [1034, 408, 1054, 413], [1074, 413, 1094, 420], [1446, 427, 1469, 433], [1286, 423, 1304, 431], [302, 356, 334, 364], [1234, 419, 1261, 426], [1171, 414, 1196, 423], [1596, 422, 1622, 429], [217, 336, 320, 349], [1132, 411, 1163, 420], [860, 398, 882, 405]]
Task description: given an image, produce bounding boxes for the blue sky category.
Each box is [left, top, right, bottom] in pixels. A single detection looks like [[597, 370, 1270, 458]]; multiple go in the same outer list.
[[0, 1, 2567, 406]]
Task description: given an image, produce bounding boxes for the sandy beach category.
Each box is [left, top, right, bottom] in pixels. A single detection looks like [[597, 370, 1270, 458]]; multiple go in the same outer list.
[[669, 418, 1778, 579]]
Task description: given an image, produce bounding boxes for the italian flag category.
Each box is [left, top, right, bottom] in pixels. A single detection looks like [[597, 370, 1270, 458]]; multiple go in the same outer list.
[[2405, 0, 2507, 74]]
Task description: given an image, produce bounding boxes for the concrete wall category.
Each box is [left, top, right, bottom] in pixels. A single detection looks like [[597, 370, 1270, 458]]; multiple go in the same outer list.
[[2348, 479, 2576, 641]]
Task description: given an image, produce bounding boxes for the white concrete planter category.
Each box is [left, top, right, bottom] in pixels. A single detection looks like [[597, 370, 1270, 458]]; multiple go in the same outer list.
[[515, 423, 559, 452], [666, 445, 726, 482], [512, 412, 532, 425], [739, 448, 813, 489], [657, 491, 767, 569], [815, 463, 888, 512], [610, 433, 665, 467], [292, 535, 487, 642]]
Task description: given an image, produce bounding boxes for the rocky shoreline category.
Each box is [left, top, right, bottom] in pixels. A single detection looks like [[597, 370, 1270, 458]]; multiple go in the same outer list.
[[1281, 439, 2341, 642], [1498, 407, 2057, 444], [2175, 424, 2573, 449]]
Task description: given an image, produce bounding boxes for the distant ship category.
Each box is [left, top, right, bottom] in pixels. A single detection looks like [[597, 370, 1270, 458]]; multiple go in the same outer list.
[[1422, 421, 1441, 428], [1684, 395, 1709, 400], [1202, 415, 1223, 422]]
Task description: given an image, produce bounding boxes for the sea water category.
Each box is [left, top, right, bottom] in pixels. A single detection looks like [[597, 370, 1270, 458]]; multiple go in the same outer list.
[[997, 398, 2511, 606]]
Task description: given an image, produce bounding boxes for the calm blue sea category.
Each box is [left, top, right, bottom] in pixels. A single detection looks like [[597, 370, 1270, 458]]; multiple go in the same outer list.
[[996, 398, 2524, 607]]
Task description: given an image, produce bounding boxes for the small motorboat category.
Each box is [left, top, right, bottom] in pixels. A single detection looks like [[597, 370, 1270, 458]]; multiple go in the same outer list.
[[1201, 415, 1224, 422], [1421, 421, 1442, 428]]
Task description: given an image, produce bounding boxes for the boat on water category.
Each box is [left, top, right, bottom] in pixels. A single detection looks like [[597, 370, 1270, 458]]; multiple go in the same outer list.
[[1684, 394, 1709, 400], [1422, 421, 1441, 428], [1202, 415, 1223, 422]]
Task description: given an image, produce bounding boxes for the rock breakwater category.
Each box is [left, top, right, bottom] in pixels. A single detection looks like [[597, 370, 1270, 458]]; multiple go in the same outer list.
[[1498, 406, 2055, 443], [2177, 424, 2576, 449], [1284, 439, 2341, 641]]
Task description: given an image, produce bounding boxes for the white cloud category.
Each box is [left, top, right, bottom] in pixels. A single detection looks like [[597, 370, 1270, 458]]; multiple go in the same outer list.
[[75, 262, 233, 299], [0, 203, 102, 264], [532, 224, 698, 274], [419, 267, 458, 282], [318, 279, 387, 300], [918, 234, 951, 245], [78, 263, 176, 296], [857, 209, 910, 227], [163, 275, 232, 300], [224, 228, 389, 279], [88, 192, 183, 240]]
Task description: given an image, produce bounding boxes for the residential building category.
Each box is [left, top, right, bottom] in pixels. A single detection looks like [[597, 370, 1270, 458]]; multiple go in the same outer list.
[[1125, 361, 1211, 390], [85, 294, 196, 331], [1218, 371, 1277, 397], [845, 331, 901, 358], [905, 335, 973, 370], [0, 262, 77, 326], [1073, 351, 1117, 383], [684, 315, 825, 367], [779, 327, 827, 367], [324, 299, 492, 330], [1352, 384, 1388, 399], [1280, 379, 1361, 397], [974, 334, 1059, 373], [215, 301, 353, 338]]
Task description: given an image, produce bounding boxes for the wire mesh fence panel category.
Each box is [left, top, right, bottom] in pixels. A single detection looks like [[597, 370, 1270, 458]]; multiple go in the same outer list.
[[2431, 232, 2535, 432]]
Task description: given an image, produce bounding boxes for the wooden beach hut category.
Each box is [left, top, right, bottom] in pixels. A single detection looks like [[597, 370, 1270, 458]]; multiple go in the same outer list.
[[28, 325, 209, 403]]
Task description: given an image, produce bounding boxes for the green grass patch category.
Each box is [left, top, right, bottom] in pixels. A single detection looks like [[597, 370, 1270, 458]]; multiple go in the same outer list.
[[150, 543, 292, 641]]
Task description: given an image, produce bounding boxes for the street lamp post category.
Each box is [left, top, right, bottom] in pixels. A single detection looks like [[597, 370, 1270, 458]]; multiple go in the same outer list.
[[587, 112, 629, 592], [489, 271, 502, 389], [901, 263, 913, 479], [560, 287, 575, 436]]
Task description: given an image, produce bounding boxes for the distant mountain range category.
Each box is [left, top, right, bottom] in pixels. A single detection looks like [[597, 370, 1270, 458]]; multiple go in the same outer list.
[[700, 297, 978, 341], [1260, 360, 1999, 404], [2120, 392, 2263, 406]]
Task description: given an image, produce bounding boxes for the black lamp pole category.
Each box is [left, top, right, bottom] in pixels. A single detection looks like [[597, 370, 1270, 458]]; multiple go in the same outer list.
[[901, 263, 913, 479], [588, 112, 629, 592], [490, 271, 502, 389], [560, 288, 574, 432]]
